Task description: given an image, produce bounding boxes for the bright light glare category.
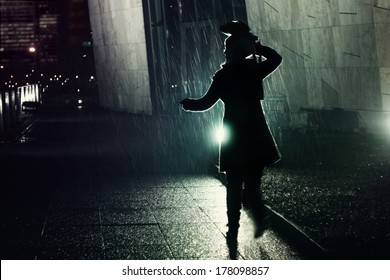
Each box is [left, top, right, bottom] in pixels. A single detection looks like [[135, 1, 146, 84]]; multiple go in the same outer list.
[[215, 126, 229, 143], [78, 99, 83, 104], [28, 47, 36, 53]]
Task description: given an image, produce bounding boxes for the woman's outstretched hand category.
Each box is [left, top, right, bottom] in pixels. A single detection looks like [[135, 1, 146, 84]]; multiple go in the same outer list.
[[180, 98, 192, 111]]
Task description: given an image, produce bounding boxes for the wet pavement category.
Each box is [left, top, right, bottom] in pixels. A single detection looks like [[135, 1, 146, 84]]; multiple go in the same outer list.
[[1, 106, 389, 260]]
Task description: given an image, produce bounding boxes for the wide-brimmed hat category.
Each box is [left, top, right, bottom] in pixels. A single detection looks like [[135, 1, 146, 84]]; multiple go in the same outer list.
[[220, 20, 250, 36]]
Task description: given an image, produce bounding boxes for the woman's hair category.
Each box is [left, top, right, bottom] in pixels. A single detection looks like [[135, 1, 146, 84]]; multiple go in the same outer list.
[[224, 35, 256, 60]]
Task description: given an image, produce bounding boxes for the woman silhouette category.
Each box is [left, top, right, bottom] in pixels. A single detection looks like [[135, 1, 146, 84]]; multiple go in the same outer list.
[[180, 21, 282, 241]]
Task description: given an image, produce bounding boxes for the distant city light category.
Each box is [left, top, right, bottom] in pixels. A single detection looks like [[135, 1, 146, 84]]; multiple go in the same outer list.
[[82, 41, 92, 47], [28, 46, 36, 53]]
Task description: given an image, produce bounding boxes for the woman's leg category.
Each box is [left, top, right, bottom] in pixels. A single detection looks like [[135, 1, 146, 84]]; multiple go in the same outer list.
[[242, 167, 264, 211], [225, 171, 244, 238], [243, 167, 269, 237]]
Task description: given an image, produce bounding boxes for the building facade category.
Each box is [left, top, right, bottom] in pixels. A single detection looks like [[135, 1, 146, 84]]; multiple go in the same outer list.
[[88, 0, 389, 132]]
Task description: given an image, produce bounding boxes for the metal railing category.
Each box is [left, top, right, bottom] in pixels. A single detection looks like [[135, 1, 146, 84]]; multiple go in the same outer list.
[[0, 84, 41, 132]]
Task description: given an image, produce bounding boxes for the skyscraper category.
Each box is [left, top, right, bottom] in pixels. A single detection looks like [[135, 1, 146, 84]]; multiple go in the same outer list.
[[0, 0, 59, 73]]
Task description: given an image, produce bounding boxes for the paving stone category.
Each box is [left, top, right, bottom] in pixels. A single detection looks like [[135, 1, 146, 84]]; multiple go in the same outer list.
[[100, 208, 157, 225], [102, 225, 165, 247], [37, 246, 104, 260], [41, 225, 103, 247], [104, 244, 174, 260]]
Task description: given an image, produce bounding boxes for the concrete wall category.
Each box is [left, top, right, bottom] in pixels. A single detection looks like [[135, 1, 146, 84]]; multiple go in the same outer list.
[[88, 0, 389, 130], [246, 0, 390, 130], [88, 0, 152, 114], [375, 0, 390, 110]]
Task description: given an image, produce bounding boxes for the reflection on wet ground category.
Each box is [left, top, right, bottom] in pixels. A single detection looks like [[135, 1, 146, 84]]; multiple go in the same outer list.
[[1, 107, 389, 259], [263, 130, 390, 257]]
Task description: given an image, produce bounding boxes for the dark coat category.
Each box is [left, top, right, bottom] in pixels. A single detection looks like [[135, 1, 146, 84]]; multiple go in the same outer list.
[[184, 46, 282, 172]]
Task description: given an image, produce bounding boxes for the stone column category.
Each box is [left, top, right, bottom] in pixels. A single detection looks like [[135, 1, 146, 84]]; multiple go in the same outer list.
[[88, 0, 153, 114]]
